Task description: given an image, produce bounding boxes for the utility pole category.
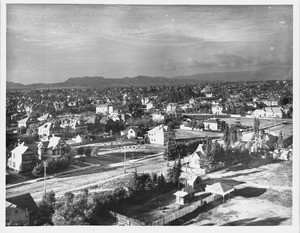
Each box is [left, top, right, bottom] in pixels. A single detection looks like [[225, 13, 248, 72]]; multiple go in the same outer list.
[[43, 161, 48, 194], [124, 151, 126, 174]]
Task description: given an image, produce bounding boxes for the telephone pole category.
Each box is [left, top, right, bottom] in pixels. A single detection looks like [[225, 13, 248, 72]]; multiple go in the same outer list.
[[124, 151, 126, 173], [43, 161, 48, 194]]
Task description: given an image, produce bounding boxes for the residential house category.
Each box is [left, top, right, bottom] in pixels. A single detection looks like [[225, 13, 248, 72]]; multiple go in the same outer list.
[[7, 142, 38, 173], [185, 175, 203, 191], [147, 125, 175, 145], [152, 111, 166, 122], [141, 97, 150, 105], [121, 126, 142, 139], [108, 105, 120, 115], [205, 93, 213, 98], [211, 104, 223, 115], [252, 109, 266, 118], [264, 107, 274, 118], [96, 104, 109, 115], [261, 99, 278, 107], [178, 103, 190, 112], [53, 101, 60, 110], [38, 122, 61, 140], [37, 136, 70, 160], [68, 119, 88, 135], [74, 135, 89, 143], [270, 107, 283, 118], [17, 116, 38, 130], [189, 144, 205, 169], [146, 101, 154, 111], [189, 98, 196, 106], [109, 110, 121, 122], [37, 113, 51, 122], [173, 186, 195, 205], [166, 103, 178, 113], [25, 104, 35, 114], [203, 119, 220, 131], [6, 193, 38, 225]]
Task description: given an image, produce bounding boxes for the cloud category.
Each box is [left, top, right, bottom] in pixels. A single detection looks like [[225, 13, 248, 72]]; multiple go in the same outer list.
[[161, 60, 176, 71], [212, 53, 254, 67]]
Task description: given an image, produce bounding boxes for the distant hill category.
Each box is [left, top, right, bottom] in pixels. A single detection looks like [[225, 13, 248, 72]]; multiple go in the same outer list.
[[6, 66, 292, 90], [6, 82, 26, 89], [174, 66, 293, 82]]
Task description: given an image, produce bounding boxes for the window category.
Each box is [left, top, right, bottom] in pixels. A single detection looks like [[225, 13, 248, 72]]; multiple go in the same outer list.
[[13, 153, 15, 159], [15, 210, 18, 214], [13, 162, 15, 168]]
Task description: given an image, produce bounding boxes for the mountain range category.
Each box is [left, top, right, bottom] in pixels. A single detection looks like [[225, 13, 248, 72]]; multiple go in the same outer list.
[[6, 66, 292, 90]]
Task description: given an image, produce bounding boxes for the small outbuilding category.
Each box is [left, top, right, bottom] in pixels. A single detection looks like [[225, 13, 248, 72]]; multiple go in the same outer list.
[[205, 182, 234, 203]]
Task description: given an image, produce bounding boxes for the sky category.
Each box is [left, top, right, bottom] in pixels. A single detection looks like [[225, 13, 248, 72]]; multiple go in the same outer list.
[[6, 4, 293, 84]]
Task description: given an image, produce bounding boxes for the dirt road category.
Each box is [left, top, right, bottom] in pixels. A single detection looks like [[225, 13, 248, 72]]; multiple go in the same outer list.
[[6, 154, 168, 201]]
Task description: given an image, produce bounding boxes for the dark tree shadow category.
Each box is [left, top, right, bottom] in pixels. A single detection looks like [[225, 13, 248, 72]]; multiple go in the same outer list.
[[225, 158, 283, 173], [204, 178, 245, 187], [244, 217, 289, 226], [222, 170, 262, 179], [222, 217, 289, 226], [222, 218, 257, 226], [233, 187, 267, 198]]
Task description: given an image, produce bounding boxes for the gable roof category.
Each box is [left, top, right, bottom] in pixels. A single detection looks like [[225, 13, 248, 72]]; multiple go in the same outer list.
[[11, 142, 28, 155], [6, 193, 38, 213], [190, 144, 205, 158], [148, 124, 169, 133], [187, 175, 201, 185], [206, 182, 234, 195], [37, 113, 50, 121], [18, 116, 30, 124], [38, 122, 53, 131], [47, 136, 64, 149]]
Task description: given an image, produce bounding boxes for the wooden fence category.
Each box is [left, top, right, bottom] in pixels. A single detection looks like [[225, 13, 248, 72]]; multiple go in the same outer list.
[[108, 210, 146, 226], [150, 193, 216, 226]]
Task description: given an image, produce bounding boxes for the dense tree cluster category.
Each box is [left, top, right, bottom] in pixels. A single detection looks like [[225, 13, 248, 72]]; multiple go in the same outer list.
[[32, 157, 70, 177], [33, 171, 168, 225]]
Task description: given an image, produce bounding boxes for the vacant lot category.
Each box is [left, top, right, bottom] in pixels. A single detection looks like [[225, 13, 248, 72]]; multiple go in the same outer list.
[[177, 159, 293, 226], [175, 129, 223, 140]]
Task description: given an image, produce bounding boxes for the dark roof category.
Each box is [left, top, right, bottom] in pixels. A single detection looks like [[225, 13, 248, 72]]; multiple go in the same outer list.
[[6, 193, 38, 213], [204, 119, 218, 124]]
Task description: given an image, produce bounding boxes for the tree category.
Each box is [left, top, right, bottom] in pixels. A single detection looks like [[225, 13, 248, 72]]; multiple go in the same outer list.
[[77, 147, 85, 155], [277, 131, 284, 148], [167, 158, 182, 187], [34, 191, 56, 225], [32, 163, 44, 177], [157, 174, 166, 187], [26, 123, 39, 139], [229, 125, 238, 145], [85, 147, 92, 157], [52, 190, 91, 225], [223, 124, 230, 147], [254, 117, 260, 137], [91, 147, 99, 157]]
